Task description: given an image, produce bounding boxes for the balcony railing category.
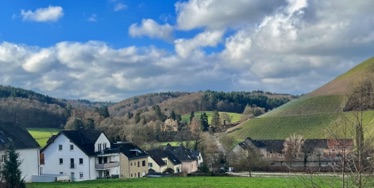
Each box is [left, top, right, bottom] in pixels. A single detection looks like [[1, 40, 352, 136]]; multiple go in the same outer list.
[[95, 162, 120, 169]]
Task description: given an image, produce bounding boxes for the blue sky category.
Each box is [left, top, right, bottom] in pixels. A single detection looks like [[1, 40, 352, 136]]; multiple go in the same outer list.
[[0, 0, 374, 101]]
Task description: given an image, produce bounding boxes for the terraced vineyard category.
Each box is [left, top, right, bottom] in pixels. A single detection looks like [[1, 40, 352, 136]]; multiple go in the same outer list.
[[226, 57, 374, 141]]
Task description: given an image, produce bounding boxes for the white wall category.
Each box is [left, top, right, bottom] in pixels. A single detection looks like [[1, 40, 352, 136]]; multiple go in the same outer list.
[[42, 134, 94, 181], [0, 148, 40, 182], [94, 134, 111, 152]]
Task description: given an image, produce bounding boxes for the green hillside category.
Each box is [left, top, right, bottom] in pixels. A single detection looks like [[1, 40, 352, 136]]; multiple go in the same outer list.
[[27, 128, 60, 147], [226, 57, 374, 140], [181, 111, 242, 125]]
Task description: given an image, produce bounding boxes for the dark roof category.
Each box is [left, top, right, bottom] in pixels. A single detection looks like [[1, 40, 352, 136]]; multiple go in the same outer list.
[[147, 149, 181, 166], [42, 129, 103, 156], [0, 122, 40, 150], [147, 149, 167, 166], [164, 145, 196, 162], [242, 137, 332, 153], [114, 142, 148, 159]]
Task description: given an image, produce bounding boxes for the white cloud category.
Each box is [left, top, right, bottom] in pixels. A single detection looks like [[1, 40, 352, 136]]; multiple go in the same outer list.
[[176, 0, 286, 30], [87, 14, 97, 22], [114, 3, 127, 11], [1, 1, 374, 101], [129, 19, 174, 41], [21, 6, 64, 22], [175, 30, 224, 58], [22, 49, 56, 73]]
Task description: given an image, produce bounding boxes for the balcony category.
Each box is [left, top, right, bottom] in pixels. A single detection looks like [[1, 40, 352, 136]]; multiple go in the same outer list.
[[95, 162, 120, 170]]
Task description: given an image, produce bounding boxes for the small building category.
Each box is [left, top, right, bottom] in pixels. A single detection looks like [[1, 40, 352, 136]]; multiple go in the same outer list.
[[147, 149, 181, 174], [164, 144, 198, 173], [114, 142, 148, 178], [0, 122, 40, 182], [227, 137, 354, 171]]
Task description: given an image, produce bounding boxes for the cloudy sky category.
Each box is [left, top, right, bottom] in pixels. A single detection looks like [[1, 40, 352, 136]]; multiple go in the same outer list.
[[0, 0, 373, 102]]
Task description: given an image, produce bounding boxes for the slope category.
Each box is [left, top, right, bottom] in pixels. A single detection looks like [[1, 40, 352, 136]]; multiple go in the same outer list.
[[226, 57, 374, 140]]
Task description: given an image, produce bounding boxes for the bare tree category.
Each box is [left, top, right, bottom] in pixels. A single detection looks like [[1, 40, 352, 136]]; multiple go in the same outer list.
[[283, 134, 305, 169], [299, 78, 374, 188], [228, 145, 267, 177]]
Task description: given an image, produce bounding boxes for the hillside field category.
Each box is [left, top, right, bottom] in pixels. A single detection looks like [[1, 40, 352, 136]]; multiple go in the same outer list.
[[27, 128, 60, 147], [182, 111, 242, 125], [26, 176, 334, 188]]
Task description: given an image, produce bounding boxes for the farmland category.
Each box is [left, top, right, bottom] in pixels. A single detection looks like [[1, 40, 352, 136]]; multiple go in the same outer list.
[[26, 176, 332, 188], [27, 128, 60, 147]]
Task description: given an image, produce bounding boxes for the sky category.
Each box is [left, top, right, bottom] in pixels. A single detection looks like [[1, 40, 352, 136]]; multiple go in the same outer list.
[[0, 0, 373, 102]]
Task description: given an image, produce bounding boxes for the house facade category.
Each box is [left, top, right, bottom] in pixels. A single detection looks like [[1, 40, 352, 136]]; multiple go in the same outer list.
[[164, 144, 198, 173], [227, 137, 354, 171], [115, 142, 148, 178], [0, 122, 40, 182], [147, 149, 181, 174], [41, 130, 120, 181]]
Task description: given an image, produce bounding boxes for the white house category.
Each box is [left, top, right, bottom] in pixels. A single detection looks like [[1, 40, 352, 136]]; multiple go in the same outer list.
[[0, 122, 40, 182], [41, 130, 120, 181], [147, 149, 181, 174]]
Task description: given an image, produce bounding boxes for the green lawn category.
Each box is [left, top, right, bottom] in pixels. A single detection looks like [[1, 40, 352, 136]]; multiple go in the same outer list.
[[26, 177, 316, 188], [27, 128, 60, 147], [182, 111, 242, 125]]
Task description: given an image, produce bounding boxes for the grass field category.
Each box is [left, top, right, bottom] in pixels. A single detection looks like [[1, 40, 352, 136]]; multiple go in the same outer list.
[[27, 128, 60, 147], [182, 111, 242, 125], [26, 176, 325, 188]]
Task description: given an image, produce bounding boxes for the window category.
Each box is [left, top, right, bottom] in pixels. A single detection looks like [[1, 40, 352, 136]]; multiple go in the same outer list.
[[70, 158, 75, 169], [138, 161, 140, 167], [103, 143, 107, 149], [79, 172, 83, 179], [79, 158, 83, 165], [59, 158, 63, 165], [1, 155, 6, 163], [59, 145, 62, 151], [60, 172, 63, 175], [142, 160, 146, 167], [130, 162, 132, 166], [131, 174, 133, 177], [70, 144, 74, 150], [98, 143, 102, 151], [148, 163, 153, 168]]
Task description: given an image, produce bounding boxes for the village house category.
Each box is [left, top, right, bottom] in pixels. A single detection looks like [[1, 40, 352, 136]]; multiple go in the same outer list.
[[41, 130, 120, 181], [0, 122, 40, 182], [227, 137, 354, 171], [147, 148, 181, 174], [164, 144, 198, 173], [114, 142, 148, 178]]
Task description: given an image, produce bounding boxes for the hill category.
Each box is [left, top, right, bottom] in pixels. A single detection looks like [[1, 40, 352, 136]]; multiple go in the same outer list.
[[0, 85, 109, 129], [109, 91, 294, 117], [225, 57, 374, 140]]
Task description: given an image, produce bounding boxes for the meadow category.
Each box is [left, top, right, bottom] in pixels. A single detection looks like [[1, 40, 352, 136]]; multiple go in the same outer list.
[[26, 176, 322, 188], [27, 128, 60, 147], [182, 111, 242, 125]]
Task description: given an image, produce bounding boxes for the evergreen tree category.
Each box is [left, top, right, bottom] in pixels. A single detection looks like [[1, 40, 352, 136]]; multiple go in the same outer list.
[[1, 144, 25, 188], [189, 111, 195, 124], [200, 112, 209, 131], [211, 110, 221, 129], [170, 110, 176, 120]]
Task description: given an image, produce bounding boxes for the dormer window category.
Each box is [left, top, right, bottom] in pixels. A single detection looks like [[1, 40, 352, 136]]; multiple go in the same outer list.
[[70, 144, 74, 150]]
